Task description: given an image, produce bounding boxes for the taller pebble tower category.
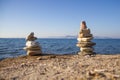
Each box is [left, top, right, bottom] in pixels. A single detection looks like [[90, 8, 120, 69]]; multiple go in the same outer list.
[[76, 21, 96, 56]]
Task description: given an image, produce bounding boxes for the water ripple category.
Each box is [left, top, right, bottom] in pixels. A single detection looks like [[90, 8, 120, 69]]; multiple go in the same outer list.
[[0, 38, 120, 59]]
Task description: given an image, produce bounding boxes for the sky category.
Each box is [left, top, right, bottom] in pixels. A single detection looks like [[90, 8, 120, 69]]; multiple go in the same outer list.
[[0, 0, 120, 38]]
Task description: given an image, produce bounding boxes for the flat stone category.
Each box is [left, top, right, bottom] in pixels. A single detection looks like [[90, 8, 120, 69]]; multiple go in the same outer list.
[[80, 47, 94, 52], [78, 33, 93, 38], [27, 50, 42, 56], [78, 51, 96, 55], [76, 42, 96, 47], [77, 37, 93, 42], [23, 47, 41, 50]]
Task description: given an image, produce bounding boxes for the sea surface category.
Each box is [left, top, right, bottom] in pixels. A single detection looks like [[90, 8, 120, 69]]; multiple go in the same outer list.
[[0, 38, 120, 60]]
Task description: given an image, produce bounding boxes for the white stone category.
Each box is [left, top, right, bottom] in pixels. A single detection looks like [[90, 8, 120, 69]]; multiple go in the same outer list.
[[23, 46, 41, 50], [26, 41, 40, 47]]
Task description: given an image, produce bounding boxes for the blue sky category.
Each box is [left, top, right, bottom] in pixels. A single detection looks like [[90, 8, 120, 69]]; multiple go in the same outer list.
[[0, 0, 120, 38]]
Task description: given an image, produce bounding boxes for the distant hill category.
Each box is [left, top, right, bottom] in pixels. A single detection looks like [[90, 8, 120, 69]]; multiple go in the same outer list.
[[64, 35, 77, 39], [94, 36, 115, 39], [42, 35, 119, 39]]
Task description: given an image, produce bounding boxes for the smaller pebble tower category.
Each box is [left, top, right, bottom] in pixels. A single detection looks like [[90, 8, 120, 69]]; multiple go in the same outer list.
[[24, 32, 42, 56]]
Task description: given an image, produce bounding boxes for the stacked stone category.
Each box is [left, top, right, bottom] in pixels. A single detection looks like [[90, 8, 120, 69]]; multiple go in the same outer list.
[[76, 21, 96, 55], [23, 32, 42, 56]]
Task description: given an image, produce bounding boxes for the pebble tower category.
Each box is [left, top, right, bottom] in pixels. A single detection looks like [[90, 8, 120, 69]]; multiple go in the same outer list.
[[76, 21, 96, 55], [24, 32, 42, 56]]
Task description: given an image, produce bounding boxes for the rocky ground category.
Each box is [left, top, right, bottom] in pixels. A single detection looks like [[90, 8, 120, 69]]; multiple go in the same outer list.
[[0, 54, 120, 80]]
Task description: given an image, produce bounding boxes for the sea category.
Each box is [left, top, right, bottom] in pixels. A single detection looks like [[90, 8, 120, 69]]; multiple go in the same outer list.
[[0, 38, 120, 60]]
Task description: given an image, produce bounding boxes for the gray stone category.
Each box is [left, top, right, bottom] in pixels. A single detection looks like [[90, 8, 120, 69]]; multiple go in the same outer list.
[[27, 50, 42, 56], [77, 37, 93, 42], [78, 51, 96, 56], [78, 33, 93, 38]]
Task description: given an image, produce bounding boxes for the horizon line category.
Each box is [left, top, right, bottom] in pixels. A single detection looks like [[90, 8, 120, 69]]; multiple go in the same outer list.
[[0, 37, 120, 39]]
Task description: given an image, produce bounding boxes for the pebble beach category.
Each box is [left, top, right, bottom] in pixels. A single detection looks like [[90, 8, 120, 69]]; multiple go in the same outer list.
[[0, 54, 120, 80]]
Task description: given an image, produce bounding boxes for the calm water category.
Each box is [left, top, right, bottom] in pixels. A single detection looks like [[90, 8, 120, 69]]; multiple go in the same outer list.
[[0, 38, 120, 59]]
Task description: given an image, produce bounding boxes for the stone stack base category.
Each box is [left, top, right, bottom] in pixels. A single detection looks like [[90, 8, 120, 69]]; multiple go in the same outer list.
[[24, 46, 42, 56], [78, 51, 96, 56], [76, 41, 96, 56], [76, 28, 96, 56]]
